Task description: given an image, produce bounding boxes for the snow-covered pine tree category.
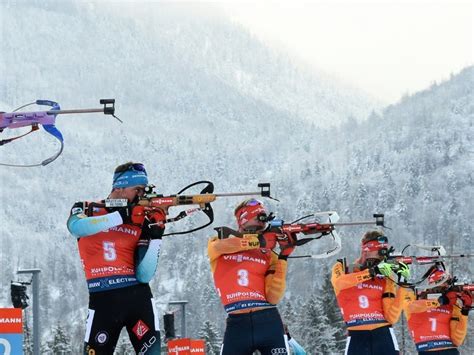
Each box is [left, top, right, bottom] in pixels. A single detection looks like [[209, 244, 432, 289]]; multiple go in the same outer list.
[[300, 295, 337, 353], [393, 313, 416, 355], [279, 295, 306, 345], [320, 267, 346, 352], [45, 322, 73, 354], [198, 320, 221, 355], [280, 301, 297, 328], [22, 314, 33, 355]]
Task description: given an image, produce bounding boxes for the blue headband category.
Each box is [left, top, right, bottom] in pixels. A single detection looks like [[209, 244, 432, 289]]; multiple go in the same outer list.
[[112, 170, 148, 188]]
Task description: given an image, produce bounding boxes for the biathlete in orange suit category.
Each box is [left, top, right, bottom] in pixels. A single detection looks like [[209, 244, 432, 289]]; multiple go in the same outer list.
[[331, 231, 410, 355], [208, 198, 295, 355], [404, 268, 472, 354]]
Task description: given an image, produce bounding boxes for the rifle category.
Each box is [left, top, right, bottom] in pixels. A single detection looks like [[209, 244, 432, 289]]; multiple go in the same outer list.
[[417, 282, 474, 308], [104, 181, 273, 236], [420, 283, 474, 294], [215, 213, 385, 259], [386, 244, 474, 290], [0, 99, 119, 167], [388, 254, 474, 266]]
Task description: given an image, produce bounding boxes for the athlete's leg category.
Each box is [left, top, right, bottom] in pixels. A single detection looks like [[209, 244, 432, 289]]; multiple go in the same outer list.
[[221, 313, 254, 355], [83, 298, 123, 355], [345, 330, 370, 355], [253, 309, 288, 355], [370, 326, 399, 355], [125, 286, 161, 354]]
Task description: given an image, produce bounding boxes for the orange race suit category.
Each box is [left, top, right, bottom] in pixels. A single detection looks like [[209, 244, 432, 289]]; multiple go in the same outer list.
[[68, 201, 161, 292], [208, 232, 288, 313], [208, 232, 290, 354], [404, 290, 468, 352], [331, 260, 406, 330], [67, 200, 163, 354]]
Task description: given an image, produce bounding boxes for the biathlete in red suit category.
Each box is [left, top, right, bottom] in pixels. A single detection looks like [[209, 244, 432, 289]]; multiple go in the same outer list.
[[67, 162, 165, 355], [331, 231, 410, 355], [208, 199, 295, 355], [404, 268, 472, 354]]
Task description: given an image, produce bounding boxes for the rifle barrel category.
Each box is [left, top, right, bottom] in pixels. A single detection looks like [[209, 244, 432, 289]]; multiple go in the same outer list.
[[47, 108, 105, 115], [390, 255, 474, 265], [214, 191, 263, 197], [332, 221, 378, 226]]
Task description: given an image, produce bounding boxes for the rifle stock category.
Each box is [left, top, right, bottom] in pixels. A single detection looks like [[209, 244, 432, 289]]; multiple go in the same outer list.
[[134, 182, 271, 219], [138, 194, 218, 212]]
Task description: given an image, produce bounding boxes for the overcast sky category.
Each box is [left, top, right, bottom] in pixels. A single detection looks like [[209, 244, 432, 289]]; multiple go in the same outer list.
[[218, 0, 473, 103], [102, 0, 473, 103]]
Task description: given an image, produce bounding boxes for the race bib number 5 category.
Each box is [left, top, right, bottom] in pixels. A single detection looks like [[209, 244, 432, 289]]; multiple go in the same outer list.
[[103, 241, 117, 261]]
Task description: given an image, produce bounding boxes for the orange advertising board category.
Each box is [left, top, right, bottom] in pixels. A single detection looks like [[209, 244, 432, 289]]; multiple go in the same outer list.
[[167, 338, 206, 354], [0, 308, 23, 333]]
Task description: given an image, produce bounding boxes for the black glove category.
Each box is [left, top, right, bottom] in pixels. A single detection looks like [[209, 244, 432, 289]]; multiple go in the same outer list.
[[460, 291, 472, 316], [257, 234, 266, 248], [141, 217, 165, 240], [114, 206, 132, 224]]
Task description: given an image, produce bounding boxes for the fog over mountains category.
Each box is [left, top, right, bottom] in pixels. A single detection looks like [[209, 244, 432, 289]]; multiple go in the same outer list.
[[0, 1, 472, 353]]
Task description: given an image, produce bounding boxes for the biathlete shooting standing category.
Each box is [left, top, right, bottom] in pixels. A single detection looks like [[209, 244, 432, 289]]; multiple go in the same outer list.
[[331, 231, 410, 355], [67, 162, 164, 354], [208, 198, 295, 355], [404, 267, 472, 354]]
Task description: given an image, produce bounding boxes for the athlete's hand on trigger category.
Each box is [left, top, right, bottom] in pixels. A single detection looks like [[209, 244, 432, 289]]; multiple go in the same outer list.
[[459, 291, 473, 315], [141, 209, 166, 240], [277, 233, 296, 258], [459, 291, 472, 308], [395, 262, 410, 279], [131, 207, 165, 226], [371, 261, 394, 277], [147, 208, 167, 227]]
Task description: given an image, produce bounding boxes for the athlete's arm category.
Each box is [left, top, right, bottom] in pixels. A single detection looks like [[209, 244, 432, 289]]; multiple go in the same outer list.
[[288, 338, 307, 355], [408, 298, 440, 313], [265, 253, 288, 304], [135, 239, 162, 283], [450, 305, 468, 347], [207, 235, 261, 262], [331, 261, 371, 294], [383, 279, 411, 324], [136, 213, 166, 283], [67, 202, 123, 238]]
